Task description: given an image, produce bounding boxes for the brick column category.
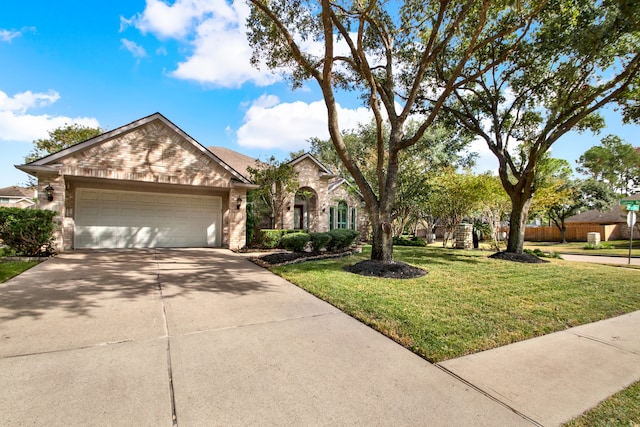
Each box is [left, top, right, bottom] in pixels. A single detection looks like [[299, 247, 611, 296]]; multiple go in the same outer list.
[[228, 189, 247, 250]]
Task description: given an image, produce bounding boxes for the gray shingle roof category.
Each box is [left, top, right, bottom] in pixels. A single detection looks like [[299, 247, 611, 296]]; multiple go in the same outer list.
[[566, 193, 640, 224], [208, 146, 262, 181], [0, 186, 33, 198]]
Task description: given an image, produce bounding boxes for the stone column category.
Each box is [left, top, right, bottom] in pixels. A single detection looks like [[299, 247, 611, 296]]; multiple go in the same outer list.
[[455, 223, 474, 249]]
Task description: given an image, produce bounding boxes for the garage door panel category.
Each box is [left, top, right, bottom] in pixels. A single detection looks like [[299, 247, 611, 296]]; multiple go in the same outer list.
[[75, 189, 222, 249]]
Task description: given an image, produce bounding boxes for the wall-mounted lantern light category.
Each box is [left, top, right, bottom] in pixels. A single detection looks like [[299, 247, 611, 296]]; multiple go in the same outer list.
[[321, 204, 326, 213], [44, 184, 54, 202], [236, 197, 242, 210], [287, 203, 291, 211]]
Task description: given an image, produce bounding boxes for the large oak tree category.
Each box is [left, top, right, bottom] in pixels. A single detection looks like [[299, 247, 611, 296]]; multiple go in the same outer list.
[[246, 0, 545, 262], [439, 0, 640, 253]]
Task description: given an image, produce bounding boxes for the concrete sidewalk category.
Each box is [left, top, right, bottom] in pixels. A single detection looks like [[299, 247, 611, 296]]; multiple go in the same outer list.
[[560, 253, 640, 266], [1, 249, 639, 426]]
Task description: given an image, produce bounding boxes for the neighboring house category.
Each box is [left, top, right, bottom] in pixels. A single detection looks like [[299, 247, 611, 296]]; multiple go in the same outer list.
[[564, 193, 640, 241], [0, 186, 36, 209], [16, 113, 367, 251]]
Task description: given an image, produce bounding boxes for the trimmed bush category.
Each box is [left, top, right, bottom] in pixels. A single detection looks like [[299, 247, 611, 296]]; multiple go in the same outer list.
[[257, 229, 299, 248], [0, 207, 57, 256], [309, 232, 332, 252], [281, 232, 311, 252], [393, 235, 427, 247], [327, 229, 359, 251]]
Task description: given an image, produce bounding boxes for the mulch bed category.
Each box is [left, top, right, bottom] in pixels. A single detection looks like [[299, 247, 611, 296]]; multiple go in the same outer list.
[[250, 248, 427, 279], [489, 251, 549, 264], [345, 260, 427, 279], [250, 249, 358, 268]]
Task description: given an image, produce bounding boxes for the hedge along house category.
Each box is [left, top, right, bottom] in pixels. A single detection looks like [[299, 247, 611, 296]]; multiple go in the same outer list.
[[209, 148, 369, 239], [16, 113, 257, 251]]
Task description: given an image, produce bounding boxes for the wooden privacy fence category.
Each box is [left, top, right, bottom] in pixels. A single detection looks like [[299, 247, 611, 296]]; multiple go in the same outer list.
[[520, 224, 621, 242]]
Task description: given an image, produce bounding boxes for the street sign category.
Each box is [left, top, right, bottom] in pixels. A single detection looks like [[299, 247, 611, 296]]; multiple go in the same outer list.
[[621, 200, 640, 211], [627, 211, 637, 265]]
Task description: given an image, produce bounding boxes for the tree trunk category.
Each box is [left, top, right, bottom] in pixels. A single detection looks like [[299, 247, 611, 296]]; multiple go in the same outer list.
[[560, 223, 567, 244], [370, 211, 394, 262], [506, 193, 533, 254]]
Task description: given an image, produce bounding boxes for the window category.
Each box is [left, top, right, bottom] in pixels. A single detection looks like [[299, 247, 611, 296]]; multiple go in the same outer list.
[[329, 207, 335, 230], [350, 208, 356, 230], [337, 201, 348, 229]]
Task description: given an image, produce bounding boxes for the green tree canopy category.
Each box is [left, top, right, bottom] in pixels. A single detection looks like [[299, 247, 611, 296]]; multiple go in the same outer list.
[[577, 135, 640, 195], [25, 123, 102, 164], [246, 0, 544, 262], [439, 0, 640, 253]]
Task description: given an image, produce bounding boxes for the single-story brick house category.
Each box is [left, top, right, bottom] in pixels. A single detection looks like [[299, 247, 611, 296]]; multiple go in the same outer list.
[[16, 113, 366, 251], [0, 186, 36, 209], [564, 193, 640, 241]]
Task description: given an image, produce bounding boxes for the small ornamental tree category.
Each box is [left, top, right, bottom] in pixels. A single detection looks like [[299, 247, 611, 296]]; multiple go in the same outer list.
[[247, 157, 299, 229]]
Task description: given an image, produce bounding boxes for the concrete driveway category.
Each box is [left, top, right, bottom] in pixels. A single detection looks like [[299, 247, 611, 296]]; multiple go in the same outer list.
[[0, 248, 533, 426]]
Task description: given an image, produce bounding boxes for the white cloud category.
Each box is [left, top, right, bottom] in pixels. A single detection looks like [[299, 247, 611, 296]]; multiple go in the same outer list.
[[130, 0, 217, 39], [469, 137, 499, 174], [0, 90, 60, 113], [0, 90, 99, 142], [0, 29, 21, 42], [126, 0, 280, 87], [236, 95, 372, 150], [120, 38, 148, 58]]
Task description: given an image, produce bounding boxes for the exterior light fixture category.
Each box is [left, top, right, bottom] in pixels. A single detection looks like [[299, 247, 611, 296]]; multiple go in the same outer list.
[[44, 184, 54, 201], [236, 197, 242, 210]]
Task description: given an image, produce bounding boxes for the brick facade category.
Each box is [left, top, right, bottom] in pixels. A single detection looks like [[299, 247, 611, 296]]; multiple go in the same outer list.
[[20, 114, 253, 251], [18, 113, 366, 251]]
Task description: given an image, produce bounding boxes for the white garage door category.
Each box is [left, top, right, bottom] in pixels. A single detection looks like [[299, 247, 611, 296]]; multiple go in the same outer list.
[[75, 188, 222, 249]]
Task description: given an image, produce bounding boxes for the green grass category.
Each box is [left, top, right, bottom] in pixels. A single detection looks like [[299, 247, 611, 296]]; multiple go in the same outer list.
[[564, 380, 640, 427], [272, 245, 640, 363], [525, 240, 640, 257], [0, 261, 38, 283]]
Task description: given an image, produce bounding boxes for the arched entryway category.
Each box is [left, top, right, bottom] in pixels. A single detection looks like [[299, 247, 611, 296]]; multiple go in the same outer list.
[[293, 187, 318, 231]]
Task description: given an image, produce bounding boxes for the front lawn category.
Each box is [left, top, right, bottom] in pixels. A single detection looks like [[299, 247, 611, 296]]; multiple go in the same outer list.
[[272, 245, 640, 363], [0, 261, 39, 283]]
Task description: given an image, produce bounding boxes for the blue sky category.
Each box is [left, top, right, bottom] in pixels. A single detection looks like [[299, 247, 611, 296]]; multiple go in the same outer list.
[[1, 0, 638, 188]]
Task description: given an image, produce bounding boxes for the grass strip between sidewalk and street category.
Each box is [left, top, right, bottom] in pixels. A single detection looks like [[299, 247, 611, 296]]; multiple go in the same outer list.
[[271, 245, 640, 363], [563, 380, 640, 427], [0, 261, 38, 284]]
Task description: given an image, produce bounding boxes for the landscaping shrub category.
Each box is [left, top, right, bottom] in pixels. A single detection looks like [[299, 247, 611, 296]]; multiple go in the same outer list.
[[281, 232, 311, 252], [309, 232, 332, 252], [0, 207, 57, 256], [257, 229, 298, 248], [327, 229, 359, 251], [584, 242, 613, 250], [523, 248, 562, 259], [393, 235, 427, 247]]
